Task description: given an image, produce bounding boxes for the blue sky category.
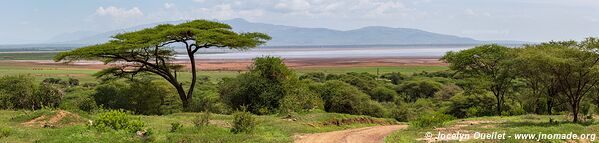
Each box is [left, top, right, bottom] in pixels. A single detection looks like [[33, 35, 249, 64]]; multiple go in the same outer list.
[[1, 0, 598, 44]]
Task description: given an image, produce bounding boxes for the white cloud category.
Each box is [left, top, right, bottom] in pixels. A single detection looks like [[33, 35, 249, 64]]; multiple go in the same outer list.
[[95, 6, 144, 18], [164, 3, 175, 9]]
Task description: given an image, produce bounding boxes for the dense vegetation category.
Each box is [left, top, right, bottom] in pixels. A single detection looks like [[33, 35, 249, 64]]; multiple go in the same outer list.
[[0, 19, 597, 142]]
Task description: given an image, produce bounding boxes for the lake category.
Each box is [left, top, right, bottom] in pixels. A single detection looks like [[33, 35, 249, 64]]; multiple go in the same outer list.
[[175, 45, 484, 60]]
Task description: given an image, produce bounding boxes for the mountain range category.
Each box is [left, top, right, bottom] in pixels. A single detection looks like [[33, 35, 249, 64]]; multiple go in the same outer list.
[[50, 18, 525, 46]]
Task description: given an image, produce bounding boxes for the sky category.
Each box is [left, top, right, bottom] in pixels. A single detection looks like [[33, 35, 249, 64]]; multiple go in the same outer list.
[[1, 0, 598, 44]]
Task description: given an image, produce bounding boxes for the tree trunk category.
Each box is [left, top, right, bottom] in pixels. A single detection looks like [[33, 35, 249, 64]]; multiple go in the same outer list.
[[185, 47, 197, 111], [572, 101, 579, 123], [496, 95, 502, 116], [547, 97, 553, 115], [173, 83, 190, 109]]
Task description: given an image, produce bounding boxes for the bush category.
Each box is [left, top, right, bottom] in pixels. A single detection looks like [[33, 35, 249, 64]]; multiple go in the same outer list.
[[380, 72, 406, 85], [279, 80, 324, 113], [59, 88, 97, 112], [220, 57, 307, 115], [396, 78, 443, 102], [193, 112, 211, 127], [33, 83, 65, 109], [410, 112, 455, 128], [443, 93, 495, 118], [299, 72, 327, 82], [92, 110, 145, 132], [338, 72, 380, 94], [0, 127, 11, 138], [170, 122, 183, 132], [92, 78, 181, 115], [188, 81, 229, 114], [231, 111, 257, 134], [0, 75, 36, 109], [317, 80, 385, 117], [370, 87, 398, 102]]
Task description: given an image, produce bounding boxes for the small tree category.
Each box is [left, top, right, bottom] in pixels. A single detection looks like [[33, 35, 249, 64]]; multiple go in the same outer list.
[[518, 38, 599, 122], [442, 44, 516, 115], [54, 20, 270, 109]]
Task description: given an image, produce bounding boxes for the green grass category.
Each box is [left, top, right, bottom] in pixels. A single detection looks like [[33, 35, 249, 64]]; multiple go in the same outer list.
[[0, 52, 58, 60], [0, 110, 397, 142], [296, 66, 448, 75], [0, 63, 447, 83], [385, 114, 599, 143]]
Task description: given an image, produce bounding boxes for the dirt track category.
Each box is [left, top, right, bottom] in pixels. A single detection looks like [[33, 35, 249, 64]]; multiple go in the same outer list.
[[294, 125, 408, 143]]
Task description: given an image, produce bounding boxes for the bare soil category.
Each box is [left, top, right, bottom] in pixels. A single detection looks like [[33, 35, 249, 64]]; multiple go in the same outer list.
[[294, 125, 408, 143]]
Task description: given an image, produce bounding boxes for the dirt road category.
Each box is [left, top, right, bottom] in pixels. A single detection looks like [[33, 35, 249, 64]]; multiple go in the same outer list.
[[294, 125, 408, 143]]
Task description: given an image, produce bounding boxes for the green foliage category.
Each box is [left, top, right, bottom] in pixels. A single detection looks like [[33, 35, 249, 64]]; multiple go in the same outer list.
[[188, 79, 229, 114], [316, 80, 386, 117], [170, 122, 183, 132], [192, 112, 211, 127], [0, 75, 36, 109], [279, 80, 324, 113], [60, 88, 98, 112], [396, 78, 443, 102], [230, 111, 256, 134], [33, 83, 65, 109], [442, 44, 516, 115], [54, 19, 271, 110], [92, 110, 145, 132], [410, 112, 455, 128], [299, 72, 327, 82], [443, 93, 496, 118], [370, 86, 398, 102], [220, 57, 317, 114], [92, 78, 181, 115], [380, 72, 406, 85], [0, 127, 10, 138], [0, 75, 65, 110]]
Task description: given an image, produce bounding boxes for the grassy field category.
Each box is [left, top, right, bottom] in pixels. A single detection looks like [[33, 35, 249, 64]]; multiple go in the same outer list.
[[0, 52, 58, 60], [0, 109, 397, 142], [0, 61, 447, 83], [385, 115, 599, 143]]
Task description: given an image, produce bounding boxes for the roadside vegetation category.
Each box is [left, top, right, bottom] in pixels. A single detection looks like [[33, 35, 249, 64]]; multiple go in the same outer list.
[[0, 19, 597, 142]]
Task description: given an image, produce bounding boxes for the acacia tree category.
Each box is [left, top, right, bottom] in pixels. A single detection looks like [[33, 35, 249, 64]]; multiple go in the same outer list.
[[54, 20, 271, 109], [522, 38, 599, 122], [442, 44, 516, 115], [513, 46, 562, 115]]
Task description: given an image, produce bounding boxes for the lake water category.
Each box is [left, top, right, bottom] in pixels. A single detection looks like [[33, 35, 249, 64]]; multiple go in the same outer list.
[[175, 45, 480, 60]]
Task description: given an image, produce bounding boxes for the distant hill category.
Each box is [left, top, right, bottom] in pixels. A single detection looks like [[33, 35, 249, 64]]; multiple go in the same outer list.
[[53, 18, 524, 46]]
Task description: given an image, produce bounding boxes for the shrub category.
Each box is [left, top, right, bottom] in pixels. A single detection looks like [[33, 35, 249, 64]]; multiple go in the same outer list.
[[317, 80, 385, 117], [170, 122, 183, 132], [59, 88, 97, 112], [0, 75, 36, 109], [219, 57, 303, 115], [443, 93, 495, 118], [68, 78, 80, 86], [231, 111, 257, 134], [338, 72, 380, 94], [299, 72, 327, 82], [193, 112, 211, 127], [92, 110, 145, 132], [33, 83, 65, 109], [396, 79, 443, 102], [0, 127, 11, 138], [92, 78, 181, 115], [410, 112, 455, 128], [189, 81, 229, 114], [279, 80, 324, 113], [370, 87, 398, 102], [380, 72, 406, 85]]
